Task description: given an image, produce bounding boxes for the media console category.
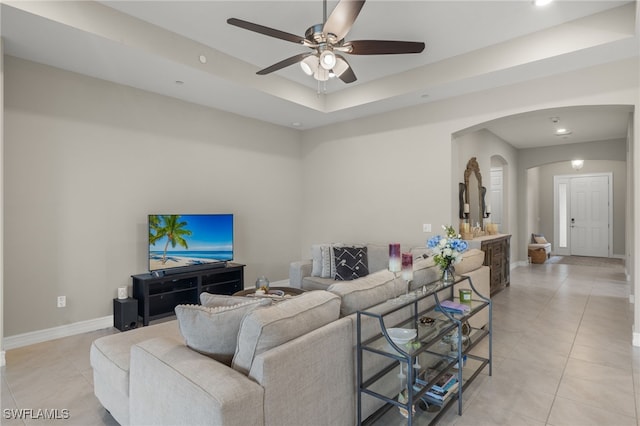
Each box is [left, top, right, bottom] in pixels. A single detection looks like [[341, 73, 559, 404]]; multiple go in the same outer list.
[[132, 263, 245, 326]]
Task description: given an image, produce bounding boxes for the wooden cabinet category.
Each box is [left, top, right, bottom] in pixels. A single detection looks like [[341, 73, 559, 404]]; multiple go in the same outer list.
[[466, 234, 511, 295], [481, 235, 510, 295]]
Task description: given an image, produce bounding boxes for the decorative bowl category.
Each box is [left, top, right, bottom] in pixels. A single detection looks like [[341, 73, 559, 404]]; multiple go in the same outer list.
[[387, 328, 417, 345]]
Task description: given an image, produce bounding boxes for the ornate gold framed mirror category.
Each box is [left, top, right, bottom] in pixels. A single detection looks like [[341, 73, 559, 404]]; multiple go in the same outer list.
[[459, 157, 487, 228]]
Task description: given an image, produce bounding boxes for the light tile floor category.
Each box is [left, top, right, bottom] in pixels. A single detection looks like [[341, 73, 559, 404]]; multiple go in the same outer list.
[[1, 260, 638, 425]]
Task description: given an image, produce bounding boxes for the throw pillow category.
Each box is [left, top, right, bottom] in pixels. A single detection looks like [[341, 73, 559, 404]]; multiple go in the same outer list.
[[534, 236, 549, 244], [199, 292, 252, 307], [333, 246, 369, 281], [313, 243, 343, 278], [175, 298, 271, 365], [311, 244, 323, 277], [327, 270, 401, 316]]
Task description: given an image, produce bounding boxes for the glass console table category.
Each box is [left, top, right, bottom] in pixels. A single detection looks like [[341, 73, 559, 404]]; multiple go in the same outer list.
[[356, 274, 492, 426]]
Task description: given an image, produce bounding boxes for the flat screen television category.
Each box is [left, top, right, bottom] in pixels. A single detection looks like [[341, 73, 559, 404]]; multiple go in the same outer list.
[[148, 214, 233, 273]]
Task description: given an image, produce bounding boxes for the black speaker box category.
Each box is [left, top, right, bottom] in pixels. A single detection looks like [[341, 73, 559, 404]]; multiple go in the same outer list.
[[113, 298, 138, 331]]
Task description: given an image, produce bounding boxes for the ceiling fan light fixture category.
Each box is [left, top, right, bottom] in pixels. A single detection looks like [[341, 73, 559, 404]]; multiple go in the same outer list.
[[320, 50, 336, 70], [300, 56, 319, 76]]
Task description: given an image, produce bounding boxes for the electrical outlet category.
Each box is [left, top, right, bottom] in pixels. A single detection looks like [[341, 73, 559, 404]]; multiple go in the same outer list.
[[423, 224, 432, 232], [57, 296, 66, 308]]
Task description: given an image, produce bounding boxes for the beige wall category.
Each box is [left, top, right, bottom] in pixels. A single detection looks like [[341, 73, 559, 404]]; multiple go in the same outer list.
[[4, 57, 303, 336], [527, 167, 541, 241], [3, 55, 639, 339], [453, 129, 518, 237], [302, 58, 638, 265], [1, 39, 5, 362]]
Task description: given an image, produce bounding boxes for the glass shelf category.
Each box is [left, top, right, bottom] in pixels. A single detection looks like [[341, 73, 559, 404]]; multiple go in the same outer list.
[[357, 274, 492, 426]]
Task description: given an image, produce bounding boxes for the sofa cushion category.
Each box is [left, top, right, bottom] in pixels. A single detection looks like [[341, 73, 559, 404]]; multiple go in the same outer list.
[[454, 249, 486, 275], [90, 320, 182, 398], [366, 244, 391, 273], [175, 299, 270, 365], [334, 246, 369, 280], [232, 291, 341, 375], [302, 275, 339, 291], [327, 270, 405, 317]]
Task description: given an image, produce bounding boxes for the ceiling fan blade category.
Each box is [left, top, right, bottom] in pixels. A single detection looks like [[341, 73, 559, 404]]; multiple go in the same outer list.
[[257, 53, 312, 75], [323, 0, 366, 43], [227, 18, 305, 45], [333, 55, 357, 83], [347, 40, 426, 55]]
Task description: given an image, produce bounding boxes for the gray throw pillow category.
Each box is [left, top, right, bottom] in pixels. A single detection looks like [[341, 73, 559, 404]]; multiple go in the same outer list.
[[175, 298, 271, 365], [199, 292, 252, 307]]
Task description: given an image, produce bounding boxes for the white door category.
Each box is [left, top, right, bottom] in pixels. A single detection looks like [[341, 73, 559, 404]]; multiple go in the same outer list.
[[569, 175, 609, 257], [490, 167, 503, 227]]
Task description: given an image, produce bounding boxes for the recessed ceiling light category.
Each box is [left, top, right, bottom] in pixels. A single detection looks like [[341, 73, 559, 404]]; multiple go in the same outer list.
[[555, 128, 572, 136], [291, 122, 302, 127], [199, 54, 207, 64]]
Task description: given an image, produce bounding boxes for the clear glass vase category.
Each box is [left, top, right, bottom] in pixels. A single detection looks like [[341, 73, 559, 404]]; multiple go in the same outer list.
[[255, 276, 270, 290], [441, 264, 455, 284]]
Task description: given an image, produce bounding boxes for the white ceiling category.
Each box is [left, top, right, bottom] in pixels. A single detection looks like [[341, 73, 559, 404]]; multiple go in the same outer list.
[[1, 0, 637, 147]]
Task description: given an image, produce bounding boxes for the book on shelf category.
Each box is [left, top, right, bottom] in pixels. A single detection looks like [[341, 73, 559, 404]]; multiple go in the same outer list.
[[415, 369, 460, 402], [430, 372, 457, 393], [415, 380, 459, 406], [436, 299, 471, 314], [428, 381, 459, 401]]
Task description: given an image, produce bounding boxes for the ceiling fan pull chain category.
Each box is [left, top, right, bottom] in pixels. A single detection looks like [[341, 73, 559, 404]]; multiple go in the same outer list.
[[323, 0, 327, 24]]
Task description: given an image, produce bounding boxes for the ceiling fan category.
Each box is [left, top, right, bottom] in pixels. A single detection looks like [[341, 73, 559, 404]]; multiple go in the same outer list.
[[227, 0, 425, 84]]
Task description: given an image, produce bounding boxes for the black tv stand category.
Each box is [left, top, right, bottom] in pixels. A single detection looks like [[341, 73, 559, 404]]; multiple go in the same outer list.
[[132, 263, 244, 326], [157, 261, 228, 277]]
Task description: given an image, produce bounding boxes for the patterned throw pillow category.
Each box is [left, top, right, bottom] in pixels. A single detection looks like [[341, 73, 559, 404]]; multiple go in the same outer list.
[[311, 243, 344, 277], [333, 246, 369, 281]]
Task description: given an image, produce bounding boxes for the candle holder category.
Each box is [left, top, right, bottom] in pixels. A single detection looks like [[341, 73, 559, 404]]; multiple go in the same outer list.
[[388, 243, 401, 273], [401, 252, 414, 300]]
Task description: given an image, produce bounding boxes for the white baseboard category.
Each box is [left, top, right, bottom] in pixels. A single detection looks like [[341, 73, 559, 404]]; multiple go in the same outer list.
[[2, 315, 113, 351]]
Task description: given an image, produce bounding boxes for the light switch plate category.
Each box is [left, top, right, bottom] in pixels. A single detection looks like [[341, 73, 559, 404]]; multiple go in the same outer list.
[[423, 224, 431, 232]]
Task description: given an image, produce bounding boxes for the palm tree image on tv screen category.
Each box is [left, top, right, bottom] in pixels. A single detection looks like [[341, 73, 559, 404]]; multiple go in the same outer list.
[[148, 214, 234, 272]]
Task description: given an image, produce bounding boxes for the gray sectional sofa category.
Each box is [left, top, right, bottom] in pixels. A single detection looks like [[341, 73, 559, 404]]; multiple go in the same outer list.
[[90, 247, 489, 426]]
